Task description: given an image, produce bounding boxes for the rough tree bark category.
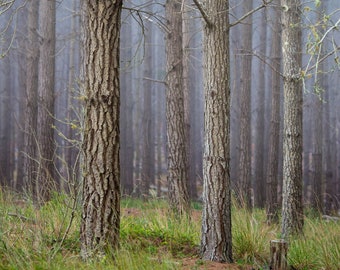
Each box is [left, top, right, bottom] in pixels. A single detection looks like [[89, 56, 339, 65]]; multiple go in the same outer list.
[[165, 0, 190, 215], [199, 0, 233, 262], [80, 0, 122, 259], [281, 0, 304, 238]]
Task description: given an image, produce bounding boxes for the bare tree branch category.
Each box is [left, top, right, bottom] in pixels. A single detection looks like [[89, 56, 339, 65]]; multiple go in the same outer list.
[[229, 1, 271, 27], [192, 0, 213, 28]]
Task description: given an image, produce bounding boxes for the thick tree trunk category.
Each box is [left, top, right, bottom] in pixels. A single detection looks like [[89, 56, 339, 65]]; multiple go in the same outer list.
[[165, 0, 190, 215], [80, 0, 122, 259], [36, 0, 56, 203], [281, 0, 304, 238], [266, 1, 282, 224], [200, 0, 233, 262]]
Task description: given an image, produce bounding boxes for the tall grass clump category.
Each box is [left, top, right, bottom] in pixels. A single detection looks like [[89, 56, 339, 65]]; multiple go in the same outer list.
[[288, 215, 340, 270], [232, 206, 277, 267]]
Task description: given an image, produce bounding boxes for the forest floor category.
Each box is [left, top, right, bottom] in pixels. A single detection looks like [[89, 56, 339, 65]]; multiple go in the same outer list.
[[124, 207, 253, 269], [0, 192, 339, 270]]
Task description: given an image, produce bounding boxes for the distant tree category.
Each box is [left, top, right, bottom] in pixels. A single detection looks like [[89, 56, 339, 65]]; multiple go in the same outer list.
[[64, 0, 81, 193], [0, 45, 12, 188], [266, 0, 282, 224], [23, 0, 39, 196], [253, 7, 267, 209], [36, 0, 56, 203], [281, 0, 304, 238], [182, 0, 198, 200], [196, 0, 233, 262], [165, 0, 190, 215], [238, 0, 253, 209], [141, 13, 155, 197], [120, 6, 134, 195], [80, 0, 122, 259], [15, 6, 27, 192]]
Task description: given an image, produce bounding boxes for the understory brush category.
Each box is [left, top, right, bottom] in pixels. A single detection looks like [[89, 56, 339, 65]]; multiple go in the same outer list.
[[0, 190, 339, 269]]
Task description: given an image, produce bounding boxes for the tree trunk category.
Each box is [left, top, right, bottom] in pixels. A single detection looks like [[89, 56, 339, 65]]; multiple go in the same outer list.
[[182, 0, 197, 200], [310, 4, 325, 212], [15, 6, 27, 192], [141, 13, 155, 197], [36, 0, 56, 203], [238, 0, 253, 209], [266, 1, 282, 224], [80, 0, 122, 259], [165, 0, 190, 215], [281, 0, 304, 238], [270, 239, 288, 270], [254, 7, 267, 208], [23, 0, 39, 197], [120, 6, 134, 195], [0, 54, 12, 188], [200, 0, 233, 262]]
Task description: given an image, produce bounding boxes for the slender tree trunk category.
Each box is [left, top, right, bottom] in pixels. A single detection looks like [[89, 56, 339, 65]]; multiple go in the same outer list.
[[0, 55, 12, 188], [310, 5, 325, 212], [141, 14, 154, 197], [200, 0, 233, 262], [310, 86, 323, 212], [281, 0, 304, 238], [36, 0, 56, 203], [80, 0, 122, 259], [165, 0, 190, 215], [238, 1, 253, 209], [23, 0, 39, 196], [64, 0, 79, 193], [266, 1, 282, 224], [254, 7, 267, 208], [15, 6, 28, 191], [120, 6, 134, 195], [182, 0, 197, 200]]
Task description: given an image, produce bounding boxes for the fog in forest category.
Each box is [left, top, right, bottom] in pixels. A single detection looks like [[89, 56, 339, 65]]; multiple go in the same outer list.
[[0, 0, 340, 215]]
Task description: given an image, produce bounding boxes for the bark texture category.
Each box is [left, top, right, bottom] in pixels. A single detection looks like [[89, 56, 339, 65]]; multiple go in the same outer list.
[[165, 0, 190, 215], [80, 0, 122, 259], [200, 0, 233, 262], [36, 0, 56, 203], [281, 0, 304, 238]]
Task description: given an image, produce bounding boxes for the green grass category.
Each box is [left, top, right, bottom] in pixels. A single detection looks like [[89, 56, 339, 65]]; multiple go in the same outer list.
[[0, 190, 339, 269]]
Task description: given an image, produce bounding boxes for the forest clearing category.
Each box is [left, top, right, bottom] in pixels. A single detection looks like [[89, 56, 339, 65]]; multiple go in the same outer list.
[[0, 191, 339, 270]]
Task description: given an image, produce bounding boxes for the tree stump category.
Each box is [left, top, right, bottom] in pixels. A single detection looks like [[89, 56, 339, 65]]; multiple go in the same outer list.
[[270, 239, 288, 270]]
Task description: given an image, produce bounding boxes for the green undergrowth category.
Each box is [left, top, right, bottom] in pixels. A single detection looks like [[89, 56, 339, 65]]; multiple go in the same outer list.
[[0, 190, 339, 269]]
